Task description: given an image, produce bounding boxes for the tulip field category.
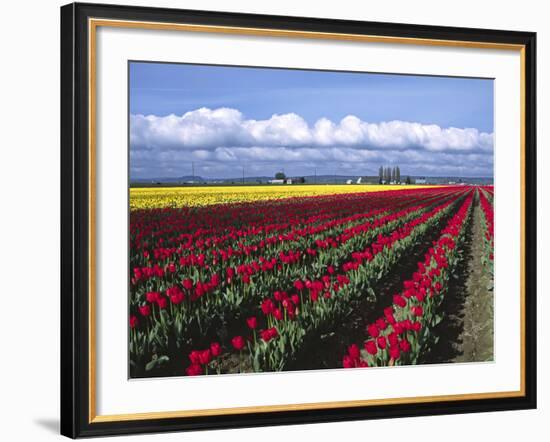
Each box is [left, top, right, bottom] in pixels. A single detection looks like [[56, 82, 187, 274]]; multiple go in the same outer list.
[[129, 184, 428, 209], [129, 185, 494, 377]]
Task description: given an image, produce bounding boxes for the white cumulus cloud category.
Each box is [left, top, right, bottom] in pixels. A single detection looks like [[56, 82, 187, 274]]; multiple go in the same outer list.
[[130, 107, 493, 154]]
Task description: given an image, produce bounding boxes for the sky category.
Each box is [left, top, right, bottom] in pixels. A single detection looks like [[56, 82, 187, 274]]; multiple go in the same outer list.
[[129, 61, 494, 179]]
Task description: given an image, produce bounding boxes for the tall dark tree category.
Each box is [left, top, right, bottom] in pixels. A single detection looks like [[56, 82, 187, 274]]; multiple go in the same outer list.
[[391, 167, 396, 183], [275, 172, 286, 180], [396, 166, 401, 183], [378, 166, 384, 184]]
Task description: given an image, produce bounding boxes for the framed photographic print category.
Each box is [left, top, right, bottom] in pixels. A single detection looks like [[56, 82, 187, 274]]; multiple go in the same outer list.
[[60, 2, 537, 438]]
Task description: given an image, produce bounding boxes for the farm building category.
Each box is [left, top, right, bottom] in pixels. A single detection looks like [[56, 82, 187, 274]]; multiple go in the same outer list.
[[356, 176, 380, 184], [268, 178, 293, 184]]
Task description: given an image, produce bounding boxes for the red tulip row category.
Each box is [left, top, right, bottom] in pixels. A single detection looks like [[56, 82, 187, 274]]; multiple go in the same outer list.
[[341, 189, 474, 368], [180, 189, 468, 374], [168, 189, 449, 271], [478, 187, 494, 276], [130, 189, 463, 348], [130, 190, 457, 318], [131, 188, 446, 258], [131, 188, 450, 280], [128, 186, 484, 377]]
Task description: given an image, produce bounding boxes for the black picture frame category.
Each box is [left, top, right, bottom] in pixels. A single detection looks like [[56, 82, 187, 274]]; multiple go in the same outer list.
[[61, 2, 537, 438]]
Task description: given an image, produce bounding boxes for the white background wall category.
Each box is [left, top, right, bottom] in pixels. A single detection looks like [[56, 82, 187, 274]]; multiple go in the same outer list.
[[0, 0, 546, 440]]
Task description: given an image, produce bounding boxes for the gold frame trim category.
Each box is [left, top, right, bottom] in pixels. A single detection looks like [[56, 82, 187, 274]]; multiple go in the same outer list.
[[88, 18, 527, 424]]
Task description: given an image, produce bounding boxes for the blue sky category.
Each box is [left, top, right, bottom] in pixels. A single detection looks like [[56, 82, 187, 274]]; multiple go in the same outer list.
[[129, 61, 494, 179]]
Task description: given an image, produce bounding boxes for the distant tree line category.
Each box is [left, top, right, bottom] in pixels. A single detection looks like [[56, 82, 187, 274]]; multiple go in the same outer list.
[[273, 172, 305, 184], [378, 165, 401, 184]]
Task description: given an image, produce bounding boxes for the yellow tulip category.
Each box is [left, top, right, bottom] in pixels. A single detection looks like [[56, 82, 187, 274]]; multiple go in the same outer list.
[[130, 184, 434, 210]]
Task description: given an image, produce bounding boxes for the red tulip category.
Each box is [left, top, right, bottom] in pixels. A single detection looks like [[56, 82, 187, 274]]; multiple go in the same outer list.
[[273, 308, 283, 321], [388, 332, 399, 346], [189, 350, 202, 365], [246, 316, 258, 329], [146, 291, 160, 303], [210, 342, 222, 357], [375, 318, 387, 331], [199, 349, 212, 365], [365, 340, 378, 355], [389, 345, 401, 360], [186, 364, 203, 376], [384, 307, 396, 324], [157, 297, 168, 309], [231, 336, 246, 351], [167, 286, 184, 304], [129, 315, 138, 328], [343, 355, 355, 368], [261, 298, 274, 315], [393, 294, 407, 308], [348, 344, 360, 360], [415, 289, 426, 303], [260, 327, 278, 342], [399, 338, 411, 353], [367, 323, 380, 338]]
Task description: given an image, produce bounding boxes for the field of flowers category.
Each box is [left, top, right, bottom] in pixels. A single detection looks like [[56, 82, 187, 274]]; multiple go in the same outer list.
[[129, 184, 430, 209], [129, 185, 494, 377]]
